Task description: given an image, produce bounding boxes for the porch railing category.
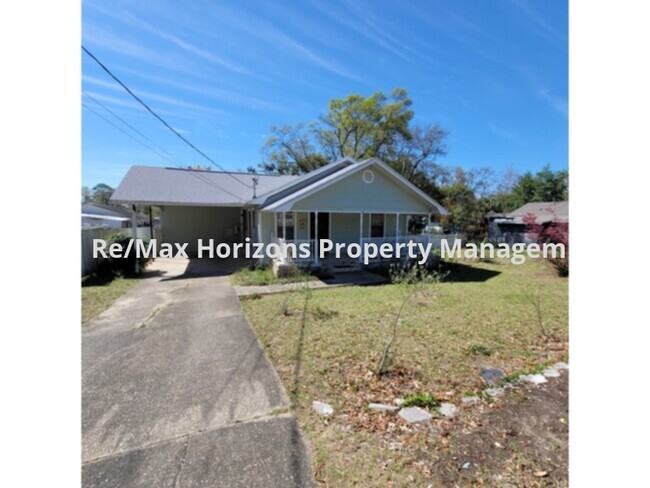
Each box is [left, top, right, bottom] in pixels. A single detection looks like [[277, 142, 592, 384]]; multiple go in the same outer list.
[[273, 234, 461, 265]]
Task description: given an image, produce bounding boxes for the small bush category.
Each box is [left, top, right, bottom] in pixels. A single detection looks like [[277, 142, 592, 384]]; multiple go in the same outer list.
[[95, 232, 152, 278], [402, 393, 440, 409]]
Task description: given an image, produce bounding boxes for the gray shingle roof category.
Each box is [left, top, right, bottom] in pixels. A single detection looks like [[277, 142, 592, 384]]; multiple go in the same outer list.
[[507, 201, 568, 224], [110, 166, 297, 206]]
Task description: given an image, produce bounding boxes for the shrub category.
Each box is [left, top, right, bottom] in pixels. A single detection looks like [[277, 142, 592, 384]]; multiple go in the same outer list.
[[523, 209, 569, 276], [402, 393, 440, 409], [97, 232, 152, 278]]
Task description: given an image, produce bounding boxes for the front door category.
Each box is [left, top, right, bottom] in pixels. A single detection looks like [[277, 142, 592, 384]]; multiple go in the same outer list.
[[309, 212, 330, 240]]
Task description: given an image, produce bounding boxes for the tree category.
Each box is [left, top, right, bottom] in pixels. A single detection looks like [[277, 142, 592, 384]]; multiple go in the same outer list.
[[82, 186, 91, 204], [523, 209, 569, 276], [89, 183, 114, 205], [316, 88, 413, 161], [260, 124, 328, 175], [440, 180, 484, 238], [258, 88, 449, 200], [511, 166, 568, 208]]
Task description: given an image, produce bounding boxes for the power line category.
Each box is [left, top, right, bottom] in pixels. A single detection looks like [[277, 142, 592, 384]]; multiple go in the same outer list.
[[83, 90, 185, 166], [82, 45, 253, 189], [82, 101, 245, 201]]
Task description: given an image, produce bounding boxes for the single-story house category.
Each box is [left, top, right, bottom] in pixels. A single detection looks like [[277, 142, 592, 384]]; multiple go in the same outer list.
[[487, 201, 568, 244], [110, 157, 448, 266], [82, 203, 148, 229]]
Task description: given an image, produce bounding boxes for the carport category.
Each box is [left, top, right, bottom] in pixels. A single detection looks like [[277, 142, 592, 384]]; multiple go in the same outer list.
[[110, 166, 296, 254]]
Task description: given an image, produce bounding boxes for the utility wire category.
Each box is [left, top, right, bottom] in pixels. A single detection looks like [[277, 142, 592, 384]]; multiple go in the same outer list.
[[83, 90, 186, 167], [82, 101, 245, 201], [83, 90, 235, 195], [82, 45, 253, 189]]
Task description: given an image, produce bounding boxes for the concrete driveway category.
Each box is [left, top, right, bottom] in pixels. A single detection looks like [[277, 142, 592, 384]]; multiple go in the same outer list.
[[82, 257, 314, 487]]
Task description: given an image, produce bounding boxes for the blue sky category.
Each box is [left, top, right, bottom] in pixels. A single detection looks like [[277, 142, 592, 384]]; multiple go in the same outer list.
[[82, 0, 568, 189]]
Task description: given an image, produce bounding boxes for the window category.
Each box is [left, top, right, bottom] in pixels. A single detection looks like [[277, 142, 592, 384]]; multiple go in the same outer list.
[[277, 212, 294, 240], [371, 214, 384, 238], [285, 212, 294, 240], [362, 169, 375, 184], [277, 212, 284, 239]]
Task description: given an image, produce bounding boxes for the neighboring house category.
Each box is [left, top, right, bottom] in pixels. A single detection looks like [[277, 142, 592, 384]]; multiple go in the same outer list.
[[487, 201, 568, 244], [111, 157, 448, 266], [81, 203, 148, 229]]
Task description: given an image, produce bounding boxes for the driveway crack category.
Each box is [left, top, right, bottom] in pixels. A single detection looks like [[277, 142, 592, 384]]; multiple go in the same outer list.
[[172, 434, 191, 488]]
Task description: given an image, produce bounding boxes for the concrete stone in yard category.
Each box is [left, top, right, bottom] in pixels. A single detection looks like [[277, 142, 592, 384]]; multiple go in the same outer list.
[[520, 374, 547, 385], [368, 403, 399, 413], [312, 401, 334, 416], [438, 402, 459, 418], [394, 398, 404, 406], [542, 367, 561, 378], [485, 387, 505, 397], [399, 406, 432, 423], [554, 362, 569, 370], [480, 369, 505, 386], [461, 396, 480, 406]]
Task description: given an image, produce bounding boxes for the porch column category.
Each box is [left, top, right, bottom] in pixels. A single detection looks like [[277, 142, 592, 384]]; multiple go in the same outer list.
[[358, 212, 363, 263], [307, 211, 311, 243], [283, 212, 287, 241], [314, 212, 319, 265], [395, 212, 400, 247], [274, 212, 278, 240]]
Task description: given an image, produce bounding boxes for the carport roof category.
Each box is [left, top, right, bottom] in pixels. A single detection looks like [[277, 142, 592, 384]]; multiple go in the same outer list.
[[110, 166, 297, 206]]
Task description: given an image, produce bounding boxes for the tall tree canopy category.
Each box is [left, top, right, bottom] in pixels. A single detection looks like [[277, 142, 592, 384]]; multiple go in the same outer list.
[[510, 166, 568, 209], [258, 88, 448, 191], [86, 183, 114, 206]]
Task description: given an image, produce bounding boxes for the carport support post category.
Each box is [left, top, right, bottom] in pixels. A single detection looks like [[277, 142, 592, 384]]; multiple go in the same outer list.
[[131, 204, 140, 275]]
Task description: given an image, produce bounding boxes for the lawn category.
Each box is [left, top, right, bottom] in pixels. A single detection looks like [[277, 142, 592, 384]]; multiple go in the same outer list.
[[81, 275, 139, 323], [230, 264, 317, 286], [242, 257, 568, 486]]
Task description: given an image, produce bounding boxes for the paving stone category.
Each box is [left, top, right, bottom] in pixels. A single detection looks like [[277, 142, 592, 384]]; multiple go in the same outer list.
[[542, 367, 561, 378], [480, 368, 505, 386], [520, 374, 548, 385], [394, 398, 404, 406], [312, 401, 334, 416], [554, 362, 569, 370], [398, 406, 432, 423], [485, 387, 505, 397], [461, 396, 480, 406], [438, 402, 459, 418], [368, 403, 399, 413]]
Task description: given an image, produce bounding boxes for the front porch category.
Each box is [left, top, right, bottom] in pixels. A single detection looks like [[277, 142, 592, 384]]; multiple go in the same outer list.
[[269, 210, 443, 267]]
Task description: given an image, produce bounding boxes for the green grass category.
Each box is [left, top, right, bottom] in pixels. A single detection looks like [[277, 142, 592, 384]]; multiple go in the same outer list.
[[230, 265, 316, 286], [82, 275, 139, 324], [242, 257, 568, 486]]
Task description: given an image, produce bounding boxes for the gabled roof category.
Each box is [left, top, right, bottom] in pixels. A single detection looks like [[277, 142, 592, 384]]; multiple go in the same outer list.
[[109, 159, 448, 215], [251, 157, 357, 207], [110, 166, 296, 206], [507, 201, 568, 224], [260, 158, 448, 215]]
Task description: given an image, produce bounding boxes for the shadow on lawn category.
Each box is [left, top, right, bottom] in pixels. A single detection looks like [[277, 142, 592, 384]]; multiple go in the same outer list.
[[441, 262, 501, 283]]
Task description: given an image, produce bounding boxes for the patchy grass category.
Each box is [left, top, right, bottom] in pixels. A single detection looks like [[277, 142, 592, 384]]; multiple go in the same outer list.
[[82, 275, 139, 324], [242, 257, 568, 486], [230, 265, 316, 286]]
